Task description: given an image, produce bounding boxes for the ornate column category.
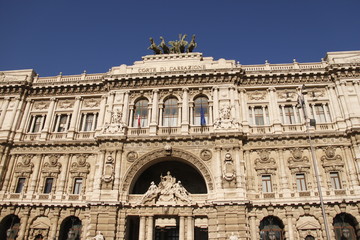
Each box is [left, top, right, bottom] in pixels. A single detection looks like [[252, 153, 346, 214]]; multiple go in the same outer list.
[[208, 101, 213, 125], [212, 87, 219, 120], [146, 216, 153, 240], [245, 150, 255, 193], [342, 147, 359, 187], [114, 149, 123, 191], [186, 216, 194, 240], [177, 102, 182, 127], [249, 214, 257, 239], [214, 147, 222, 189], [129, 105, 134, 127], [29, 154, 43, 193], [5, 97, 20, 131], [234, 87, 241, 122], [278, 149, 290, 192], [67, 96, 82, 138], [139, 216, 146, 240], [0, 97, 10, 128], [179, 216, 185, 240], [15, 99, 32, 134], [181, 88, 189, 134], [150, 90, 159, 135], [58, 154, 71, 195], [41, 98, 56, 139], [96, 95, 107, 130], [286, 210, 294, 240], [49, 209, 60, 240], [189, 102, 194, 125], [123, 91, 130, 124], [2, 154, 17, 192], [17, 207, 31, 240]]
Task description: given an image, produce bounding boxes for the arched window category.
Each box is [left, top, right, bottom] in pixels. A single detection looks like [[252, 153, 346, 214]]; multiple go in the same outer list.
[[260, 216, 285, 240], [193, 96, 209, 126], [333, 213, 359, 240], [163, 98, 178, 127], [59, 216, 82, 240], [133, 99, 149, 128]]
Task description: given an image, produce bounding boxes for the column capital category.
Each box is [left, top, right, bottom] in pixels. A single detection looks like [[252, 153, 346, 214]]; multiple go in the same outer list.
[[50, 97, 57, 102], [182, 87, 189, 92], [268, 87, 276, 92]]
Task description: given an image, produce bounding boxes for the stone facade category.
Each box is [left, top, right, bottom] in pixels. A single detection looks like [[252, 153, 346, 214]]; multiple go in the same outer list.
[[0, 51, 360, 239]]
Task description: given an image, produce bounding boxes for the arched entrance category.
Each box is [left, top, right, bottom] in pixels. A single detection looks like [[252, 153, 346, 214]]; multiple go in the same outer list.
[[333, 213, 359, 240], [260, 216, 285, 240], [124, 149, 210, 240], [58, 216, 82, 240], [0, 214, 20, 240]]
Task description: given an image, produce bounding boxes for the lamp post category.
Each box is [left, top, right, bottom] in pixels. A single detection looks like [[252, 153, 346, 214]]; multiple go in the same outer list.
[[298, 85, 331, 240]]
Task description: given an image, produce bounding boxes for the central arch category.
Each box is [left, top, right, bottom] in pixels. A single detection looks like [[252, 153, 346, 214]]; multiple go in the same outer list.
[[121, 148, 214, 194]]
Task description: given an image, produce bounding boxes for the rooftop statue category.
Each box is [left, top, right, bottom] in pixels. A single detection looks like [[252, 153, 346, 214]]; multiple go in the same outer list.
[[148, 34, 197, 54], [148, 37, 161, 55]]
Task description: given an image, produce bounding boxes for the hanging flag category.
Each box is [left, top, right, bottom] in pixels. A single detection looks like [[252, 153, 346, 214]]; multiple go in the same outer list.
[[200, 104, 206, 126], [137, 114, 141, 128]]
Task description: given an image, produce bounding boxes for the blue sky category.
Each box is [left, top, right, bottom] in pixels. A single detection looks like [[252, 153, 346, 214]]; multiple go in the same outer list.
[[0, 0, 359, 77]]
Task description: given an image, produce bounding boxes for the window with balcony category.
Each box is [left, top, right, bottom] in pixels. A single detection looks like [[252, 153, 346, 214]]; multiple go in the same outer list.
[[296, 173, 307, 191], [193, 96, 209, 126], [262, 175, 272, 192], [28, 115, 46, 133], [330, 172, 342, 189], [15, 178, 26, 193], [133, 99, 149, 128], [73, 178, 83, 194], [53, 114, 71, 132], [310, 103, 331, 123], [163, 98, 178, 127], [279, 105, 301, 124], [43, 178, 54, 194], [249, 106, 269, 125], [80, 113, 98, 131]]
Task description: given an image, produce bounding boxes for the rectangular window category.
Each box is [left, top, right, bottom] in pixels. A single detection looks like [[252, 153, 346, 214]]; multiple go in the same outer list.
[[330, 172, 342, 189], [296, 173, 307, 191], [15, 178, 26, 193], [262, 175, 272, 192], [73, 178, 83, 194], [280, 105, 300, 124], [53, 114, 71, 132], [81, 113, 97, 131], [249, 106, 269, 126], [310, 103, 331, 123], [28, 115, 46, 133], [44, 178, 54, 194]]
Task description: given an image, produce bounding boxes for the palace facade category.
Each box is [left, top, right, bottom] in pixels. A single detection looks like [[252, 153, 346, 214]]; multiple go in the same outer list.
[[0, 50, 360, 240]]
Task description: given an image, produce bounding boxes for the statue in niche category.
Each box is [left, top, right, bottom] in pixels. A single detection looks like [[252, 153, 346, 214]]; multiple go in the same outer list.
[[148, 37, 161, 54], [214, 104, 238, 129], [139, 171, 192, 205], [102, 109, 127, 134]]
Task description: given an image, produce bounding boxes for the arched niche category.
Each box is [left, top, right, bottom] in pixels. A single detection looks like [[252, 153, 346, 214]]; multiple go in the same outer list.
[[122, 148, 213, 194], [0, 214, 20, 240]]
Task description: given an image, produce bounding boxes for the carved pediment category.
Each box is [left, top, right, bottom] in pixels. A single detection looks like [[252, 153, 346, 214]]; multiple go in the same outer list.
[[321, 147, 343, 171], [255, 150, 276, 174], [296, 216, 320, 230], [83, 98, 100, 108]]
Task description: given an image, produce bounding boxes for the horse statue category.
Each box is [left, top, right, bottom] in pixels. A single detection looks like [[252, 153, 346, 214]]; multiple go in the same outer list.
[[148, 37, 161, 54], [168, 39, 180, 54], [159, 36, 170, 54], [179, 34, 188, 53], [187, 34, 197, 53]]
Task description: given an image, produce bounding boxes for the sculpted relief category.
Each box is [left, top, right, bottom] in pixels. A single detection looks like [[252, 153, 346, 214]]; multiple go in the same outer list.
[[214, 104, 239, 129], [139, 171, 192, 205]]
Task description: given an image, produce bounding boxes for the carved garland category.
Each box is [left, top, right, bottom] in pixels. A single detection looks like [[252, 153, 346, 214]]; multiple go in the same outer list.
[[121, 148, 214, 192]]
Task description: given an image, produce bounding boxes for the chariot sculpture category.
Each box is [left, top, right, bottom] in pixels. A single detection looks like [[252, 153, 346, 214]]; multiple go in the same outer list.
[[148, 34, 197, 54]]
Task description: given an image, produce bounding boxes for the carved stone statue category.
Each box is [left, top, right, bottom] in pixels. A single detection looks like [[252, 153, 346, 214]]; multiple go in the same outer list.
[[178, 34, 188, 53], [187, 34, 197, 53], [139, 171, 192, 205], [159, 36, 170, 54], [93, 231, 105, 240], [148, 37, 161, 54], [102, 109, 127, 134], [229, 232, 239, 240]]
